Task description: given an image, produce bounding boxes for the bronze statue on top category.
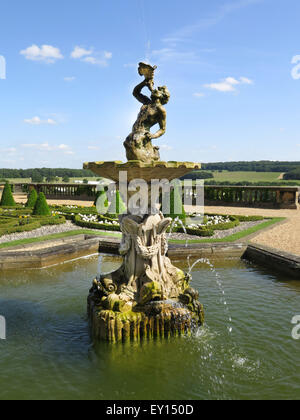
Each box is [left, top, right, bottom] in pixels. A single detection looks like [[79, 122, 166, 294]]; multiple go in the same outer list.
[[124, 63, 170, 163]]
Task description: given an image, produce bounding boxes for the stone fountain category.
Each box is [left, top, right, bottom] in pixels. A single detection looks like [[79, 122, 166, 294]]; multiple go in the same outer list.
[[84, 63, 204, 342]]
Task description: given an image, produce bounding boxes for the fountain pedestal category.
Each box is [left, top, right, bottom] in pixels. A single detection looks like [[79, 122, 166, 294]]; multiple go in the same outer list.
[[85, 162, 204, 342]]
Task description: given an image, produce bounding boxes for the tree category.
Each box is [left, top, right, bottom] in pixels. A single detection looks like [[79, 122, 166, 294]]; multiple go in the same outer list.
[[163, 184, 186, 223], [31, 171, 44, 183], [62, 176, 70, 183], [33, 192, 51, 216], [46, 176, 59, 183], [0, 182, 16, 207], [94, 190, 109, 213], [108, 191, 127, 215], [26, 188, 38, 208], [83, 179, 89, 184]]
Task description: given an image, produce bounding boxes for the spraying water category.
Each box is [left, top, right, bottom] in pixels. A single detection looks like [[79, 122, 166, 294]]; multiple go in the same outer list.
[[97, 255, 103, 281], [167, 215, 233, 335], [187, 256, 233, 335]]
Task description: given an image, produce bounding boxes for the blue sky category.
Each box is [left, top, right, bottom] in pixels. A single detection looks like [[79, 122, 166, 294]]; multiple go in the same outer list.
[[0, 0, 300, 169]]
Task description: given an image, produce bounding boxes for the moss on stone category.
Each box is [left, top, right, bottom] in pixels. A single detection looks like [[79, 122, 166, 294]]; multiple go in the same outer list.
[[140, 281, 163, 305]]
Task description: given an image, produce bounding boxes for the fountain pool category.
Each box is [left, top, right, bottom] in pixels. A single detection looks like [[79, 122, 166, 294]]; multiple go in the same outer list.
[[0, 255, 299, 400]]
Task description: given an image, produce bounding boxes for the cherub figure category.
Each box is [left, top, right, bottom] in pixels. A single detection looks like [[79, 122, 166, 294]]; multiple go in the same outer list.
[[124, 63, 170, 163]]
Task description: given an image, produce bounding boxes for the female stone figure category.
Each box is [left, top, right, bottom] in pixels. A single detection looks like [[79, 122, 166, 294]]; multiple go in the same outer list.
[[124, 63, 170, 163]]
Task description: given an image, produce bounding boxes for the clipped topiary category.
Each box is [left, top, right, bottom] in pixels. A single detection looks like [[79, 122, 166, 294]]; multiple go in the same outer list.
[[0, 182, 16, 207], [163, 184, 186, 223], [94, 189, 109, 211], [108, 191, 127, 215], [26, 188, 38, 208], [33, 192, 51, 216]]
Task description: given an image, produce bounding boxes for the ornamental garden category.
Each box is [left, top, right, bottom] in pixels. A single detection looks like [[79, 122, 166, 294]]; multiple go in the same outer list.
[[0, 182, 269, 242]]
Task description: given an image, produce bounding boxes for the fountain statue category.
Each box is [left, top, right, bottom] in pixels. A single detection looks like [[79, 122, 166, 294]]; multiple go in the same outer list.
[[84, 63, 204, 342], [124, 63, 170, 162]]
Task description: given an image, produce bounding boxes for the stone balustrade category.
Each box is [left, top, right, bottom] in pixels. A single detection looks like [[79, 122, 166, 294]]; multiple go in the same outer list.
[[201, 185, 299, 209], [1, 183, 299, 209], [9, 183, 98, 201]]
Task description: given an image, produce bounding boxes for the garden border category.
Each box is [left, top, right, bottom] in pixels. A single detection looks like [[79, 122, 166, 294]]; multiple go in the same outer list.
[[0, 217, 289, 272]]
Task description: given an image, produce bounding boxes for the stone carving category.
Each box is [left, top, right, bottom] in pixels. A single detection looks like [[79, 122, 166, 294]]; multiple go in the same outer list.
[[88, 212, 204, 342], [86, 63, 204, 342], [124, 63, 170, 163]]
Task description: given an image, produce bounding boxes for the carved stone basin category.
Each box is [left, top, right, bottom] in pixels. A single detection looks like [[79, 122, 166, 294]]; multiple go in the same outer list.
[[83, 160, 201, 183]]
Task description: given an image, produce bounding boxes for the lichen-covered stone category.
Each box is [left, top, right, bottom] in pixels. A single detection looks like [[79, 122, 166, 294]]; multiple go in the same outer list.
[[88, 299, 204, 343]]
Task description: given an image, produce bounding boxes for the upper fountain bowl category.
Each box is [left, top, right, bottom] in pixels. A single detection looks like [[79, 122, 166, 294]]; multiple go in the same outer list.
[[83, 160, 201, 183]]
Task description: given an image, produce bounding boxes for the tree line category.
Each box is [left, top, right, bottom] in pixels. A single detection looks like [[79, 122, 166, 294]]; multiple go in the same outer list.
[[283, 168, 300, 180], [202, 161, 300, 173], [0, 168, 96, 183]]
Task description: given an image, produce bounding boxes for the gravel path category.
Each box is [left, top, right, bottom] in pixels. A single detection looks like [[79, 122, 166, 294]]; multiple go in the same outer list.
[[205, 206, 300, 256]]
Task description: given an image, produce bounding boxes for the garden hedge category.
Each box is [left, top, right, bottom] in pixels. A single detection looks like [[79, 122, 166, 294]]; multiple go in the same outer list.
[[33, 193, 51, 216], [0, 183, 16, 207], [26, 188, 38, 208], [0, 215, 66, 237]]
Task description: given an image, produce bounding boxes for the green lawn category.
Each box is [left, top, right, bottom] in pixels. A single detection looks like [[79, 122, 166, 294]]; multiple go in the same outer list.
[[0, 229, 122, 249], [0, 178, 32, 184], [211, 171, 283, 183]]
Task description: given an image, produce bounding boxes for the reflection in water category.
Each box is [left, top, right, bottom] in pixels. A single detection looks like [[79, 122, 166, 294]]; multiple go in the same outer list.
[[0, 255, 299, 400]]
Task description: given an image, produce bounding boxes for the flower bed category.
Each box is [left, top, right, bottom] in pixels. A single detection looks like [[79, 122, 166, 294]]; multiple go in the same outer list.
[[48, 205, 266, 238], [0, 207, 66, 237], [73, 215, 121, 231]]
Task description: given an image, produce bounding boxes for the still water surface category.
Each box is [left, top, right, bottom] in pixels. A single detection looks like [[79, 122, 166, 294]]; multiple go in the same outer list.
[[0, 255, 299, 400]]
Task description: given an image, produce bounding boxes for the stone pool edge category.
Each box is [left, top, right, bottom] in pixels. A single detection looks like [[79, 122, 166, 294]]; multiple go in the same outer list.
[[0, 232, 299, 278]]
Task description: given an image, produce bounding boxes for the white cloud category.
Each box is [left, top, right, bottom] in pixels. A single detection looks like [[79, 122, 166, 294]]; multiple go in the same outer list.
[[82, 56, 97, 64], [151, 47, 198, 64], [160, 144, 173, 151], [0, 147, 17, 154], [71, 46, 112, 67], [240, 76, 254, 85], [64, 76, 76, 82], [24, 116, 57, 125], [163, 0, 263, 41], [88, 146, 100, 151], [193, 92, 205, 98], [291, 55, 300, 80], [20, 44, 63, 63], [22, 143, 73, 154], [104, 51, 113, 59], [71, 46, 93, 59], [204, 76, 254, 93]]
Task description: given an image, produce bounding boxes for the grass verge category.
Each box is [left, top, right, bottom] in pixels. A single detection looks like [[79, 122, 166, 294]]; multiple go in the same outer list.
[[0, 229, 122, 250], [0, 218, 285, 250]]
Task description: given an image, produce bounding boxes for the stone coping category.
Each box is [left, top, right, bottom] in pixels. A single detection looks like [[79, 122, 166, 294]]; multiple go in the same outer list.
[[0, 235, 100, 270], [1, 234, 300, 279], [0, 234, 247, 270], [243, 244, 300, 278]]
